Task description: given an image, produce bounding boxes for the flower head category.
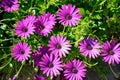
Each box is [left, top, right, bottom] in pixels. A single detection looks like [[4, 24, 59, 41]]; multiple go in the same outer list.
[[15, 15, 36, 38], [48, 35, 71, 58], [64, 59, 86, 80], [32, 46, 50, 66], [34, 13, 56, 36], [78, 38, 101, 59], [1, 0, 19, 12], [57, 4, 82, 26], [39, 53, 63, 78], [101, 40, 120, 64], [34, 75, 45, 80], [12, 42, 31, 62]]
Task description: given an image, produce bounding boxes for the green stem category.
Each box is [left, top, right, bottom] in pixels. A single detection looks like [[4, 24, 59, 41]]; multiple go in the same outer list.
[[0, 58, 12, 70], [31, 0, 34, 8], [62, 25, 66, 34], [0, 38, 13, 42], [14, 61, 25, 78], [109, 64, 119, 78], [83, 61, 98, 68], [0, 54, 11, 61], [0, 18, 16, 22]]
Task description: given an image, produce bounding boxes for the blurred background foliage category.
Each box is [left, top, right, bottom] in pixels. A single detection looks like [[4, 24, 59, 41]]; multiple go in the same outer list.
[[0, 0, 120, 80]]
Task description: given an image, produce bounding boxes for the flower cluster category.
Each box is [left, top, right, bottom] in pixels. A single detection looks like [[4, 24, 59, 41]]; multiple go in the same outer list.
[[1, 1, 120, 79]]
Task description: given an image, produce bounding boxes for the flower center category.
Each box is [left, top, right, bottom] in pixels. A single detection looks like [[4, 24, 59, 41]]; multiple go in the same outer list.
[[40, 25, 45, 30], [6, 1, 13, 7], [109, 50, 114, 55], [65, 14, 72, 20], [22, 28, 28, 32], [87, 45, 93, 50], [20, 50, 25, 54], [56, 43, 62, 49], [48, 62, 54, 68], [71, 67, 78, 73]]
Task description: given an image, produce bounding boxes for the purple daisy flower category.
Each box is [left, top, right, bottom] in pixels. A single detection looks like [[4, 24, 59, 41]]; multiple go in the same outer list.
[[48, 35, 71, 58], [12, 42, 31, 62], [34, 13, 56, 36], [57, 4, 82, 27], [101, 40, 120, 64], [39, 53, 63, 78], [32, 46, 50, 66], [1, 0, 19, 12], [64, 59, 87, 80], [78, 38, 101, 59], [34, 75, 45, 80], [15, 16, 36, 38]]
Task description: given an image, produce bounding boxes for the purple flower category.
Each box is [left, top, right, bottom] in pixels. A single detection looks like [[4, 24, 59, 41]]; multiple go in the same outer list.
[[101, 40, 120, 64], [34, 75, 45, 80], [64, 59, 87, 80], [78, 38, 101, 59], [1, 0, 19, 12], [48, 35, 71, 58], [12, 42, 31, 62], [32, 46, 50, 66], [57, 4, 82, 27], [39, 53, 63, 78], [15, 15, 36, 38], [8, 77, 16, 80], [34, 13, 56, 36]]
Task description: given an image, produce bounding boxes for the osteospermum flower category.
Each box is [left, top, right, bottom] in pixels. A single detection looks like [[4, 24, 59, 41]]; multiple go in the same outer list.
[[64, 59, 87, 80], [34, 75, 45, 80], [78, 38, 101, 59], [101, 40, 120, 64], [15, 16, 36, 38], [57, 4, 82, 27], [1, 0, 19, 12], [32, 46, 50, 66], [12, 42, 31, 62], [48, 35, 71, 58], [34, 13, 56, 36], [39, 53, 63, 78]]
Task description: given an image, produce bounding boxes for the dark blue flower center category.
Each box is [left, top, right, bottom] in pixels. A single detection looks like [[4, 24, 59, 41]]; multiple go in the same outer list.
[[48, 62, 54, 68], [56, 43, 62, 49], [65, 14, 72, 20], [109, 50, 114, 55], [20, 50, 25, 54], [71, 67, 78, 73], [22, 27, 28, 32], [87, 45, 93, 50]]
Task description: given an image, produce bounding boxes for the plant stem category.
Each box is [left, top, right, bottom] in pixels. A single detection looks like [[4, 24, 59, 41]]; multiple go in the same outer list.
[[31, 0, 34, 8], [0, 18, 16, 22], [83, 61, 98, 68], [0, 58, 12, 70], [14, 61, 25, 78], [109, 64, 119, 78], [62, 25, 66, 34], [0, 54, 11, 61], [104, 76, 108, 80], [0, 38, 13, 42]]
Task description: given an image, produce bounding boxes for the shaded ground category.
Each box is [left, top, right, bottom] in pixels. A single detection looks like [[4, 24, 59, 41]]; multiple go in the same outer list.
[[87, 64, 120, 80]]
